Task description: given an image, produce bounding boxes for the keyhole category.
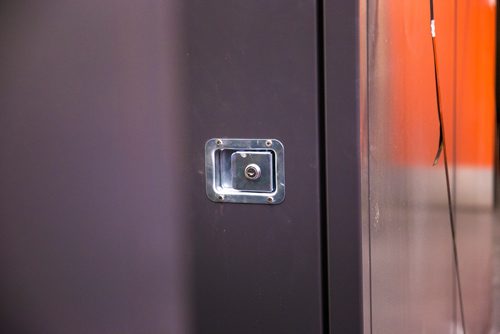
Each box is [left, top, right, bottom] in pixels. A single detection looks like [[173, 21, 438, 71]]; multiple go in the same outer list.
[[244, 164, 261, 180]]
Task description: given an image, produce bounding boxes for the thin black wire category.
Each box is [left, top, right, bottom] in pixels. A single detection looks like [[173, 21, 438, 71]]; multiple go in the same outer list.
[[429, 1, 467, 333]]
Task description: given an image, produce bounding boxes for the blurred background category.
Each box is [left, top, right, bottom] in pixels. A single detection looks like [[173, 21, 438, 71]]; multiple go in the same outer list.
[[364, 0, 499, 333]]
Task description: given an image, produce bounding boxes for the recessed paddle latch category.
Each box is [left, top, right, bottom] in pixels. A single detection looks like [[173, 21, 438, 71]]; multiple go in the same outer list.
[[205, 138, 285, 204]]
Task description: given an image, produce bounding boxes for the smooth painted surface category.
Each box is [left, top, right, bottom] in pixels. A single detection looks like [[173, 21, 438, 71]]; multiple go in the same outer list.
[[324, 0, 364, 333], [184, 1, 323, 332], [0, 1, 190, 333], [0, 1, 324, 333]]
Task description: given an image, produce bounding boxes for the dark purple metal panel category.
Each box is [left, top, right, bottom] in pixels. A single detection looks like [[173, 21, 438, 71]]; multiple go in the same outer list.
[[0, 1, 190, 333], [323, 0, 364, 333], [184, 1, 324, 333], [0, 1, 324, 333]]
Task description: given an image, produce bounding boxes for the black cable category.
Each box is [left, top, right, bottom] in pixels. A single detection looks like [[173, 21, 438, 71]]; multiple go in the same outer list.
[[429, 1, 467, 333]]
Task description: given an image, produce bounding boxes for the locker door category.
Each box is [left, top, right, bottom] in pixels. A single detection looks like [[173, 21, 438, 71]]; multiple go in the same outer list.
[[0, 1, 328, 333], [184, 1, 324, 333]]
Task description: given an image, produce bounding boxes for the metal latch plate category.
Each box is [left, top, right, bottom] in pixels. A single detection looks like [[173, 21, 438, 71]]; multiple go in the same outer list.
[[205, 138, 285, 204]]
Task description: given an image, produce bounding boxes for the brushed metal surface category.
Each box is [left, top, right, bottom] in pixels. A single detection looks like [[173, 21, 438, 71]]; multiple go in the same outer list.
[[365, 1, 495, 333]]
